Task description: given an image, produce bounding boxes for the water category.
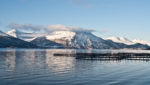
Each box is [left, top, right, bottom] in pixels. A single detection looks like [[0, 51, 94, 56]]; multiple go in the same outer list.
[[0, 49, 150, 85]]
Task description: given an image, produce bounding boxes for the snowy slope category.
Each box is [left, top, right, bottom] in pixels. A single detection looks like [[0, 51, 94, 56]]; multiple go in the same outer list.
[[105, 36, 134, 45], [70, 32, 111, 49]]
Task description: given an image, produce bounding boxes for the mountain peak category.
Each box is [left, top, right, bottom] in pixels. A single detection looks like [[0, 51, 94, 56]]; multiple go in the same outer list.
[[7, 29, 21, 37]]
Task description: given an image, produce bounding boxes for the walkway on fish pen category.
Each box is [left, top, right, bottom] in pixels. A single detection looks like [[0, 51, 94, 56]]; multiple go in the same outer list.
[[54, 53, 150, 61]]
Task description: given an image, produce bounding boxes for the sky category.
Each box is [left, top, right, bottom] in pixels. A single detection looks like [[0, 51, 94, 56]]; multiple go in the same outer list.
[[0, 0, 150, 41]]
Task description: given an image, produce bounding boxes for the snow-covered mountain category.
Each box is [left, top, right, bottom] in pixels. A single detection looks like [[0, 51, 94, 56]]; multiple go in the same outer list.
[[0, 30, 37, 48], [7, 29, 45, 41], [5, 29, 150, 49], [105, 36, 134, 45], [31, 31, 123, 49], [105, 36, 150, 47], [132, 39, 150, 46]]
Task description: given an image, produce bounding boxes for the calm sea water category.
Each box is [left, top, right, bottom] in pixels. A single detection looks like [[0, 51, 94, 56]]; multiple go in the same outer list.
[[1, 49, 150, 85]]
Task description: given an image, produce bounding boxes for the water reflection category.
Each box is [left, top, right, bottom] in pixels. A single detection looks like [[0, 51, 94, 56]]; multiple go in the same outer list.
[[5, 50, 16, 72], [1, 49, 150, 85], [45, 50, 75, 74], [0, 49, 76, 73]]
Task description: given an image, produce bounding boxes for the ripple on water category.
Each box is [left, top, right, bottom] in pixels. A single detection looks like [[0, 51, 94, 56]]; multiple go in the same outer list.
[[0, 49, 150, 85]]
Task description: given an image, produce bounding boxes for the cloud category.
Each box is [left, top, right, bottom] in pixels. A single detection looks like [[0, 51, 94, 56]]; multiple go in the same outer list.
[[7, 23, 43, 32], [45, 24, 94, 33], [7, 23, 94, 33]]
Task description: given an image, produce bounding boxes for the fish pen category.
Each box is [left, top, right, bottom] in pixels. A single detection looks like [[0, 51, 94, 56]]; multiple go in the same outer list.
[[54, 53, 150, 61]]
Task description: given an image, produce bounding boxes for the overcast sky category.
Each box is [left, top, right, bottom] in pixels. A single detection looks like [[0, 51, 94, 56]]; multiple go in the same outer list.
[[0, 0, 150, 41]]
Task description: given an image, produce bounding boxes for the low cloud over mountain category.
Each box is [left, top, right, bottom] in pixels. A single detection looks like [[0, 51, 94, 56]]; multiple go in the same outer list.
[[7, 23, 43, 32], [45, 24, 94, 33], [7, 23, 94, 33]]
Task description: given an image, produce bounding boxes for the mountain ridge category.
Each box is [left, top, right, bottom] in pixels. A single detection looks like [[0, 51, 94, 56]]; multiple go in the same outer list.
[[5, 29, 150, 49], [105, 36, 150, 46]]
